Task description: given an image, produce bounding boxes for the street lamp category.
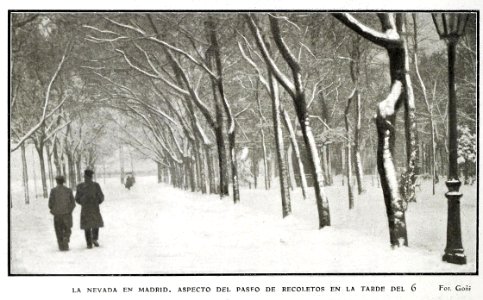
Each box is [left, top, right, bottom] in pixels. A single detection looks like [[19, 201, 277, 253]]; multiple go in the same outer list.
[[432, 12, 469, 265]]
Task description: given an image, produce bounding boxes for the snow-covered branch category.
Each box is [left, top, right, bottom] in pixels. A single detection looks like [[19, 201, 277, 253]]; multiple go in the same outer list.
[[332, 13, 400, 48], [245, 14, 296, 98], [11, 43, 69, 152], [238, 41, 270, 93]]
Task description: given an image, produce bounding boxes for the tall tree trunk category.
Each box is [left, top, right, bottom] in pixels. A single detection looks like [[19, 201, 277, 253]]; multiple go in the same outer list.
[[45, 143, 54, 188], [401, 20, 418, 203], [203, 23, 230, 198], [341, 144, 345, 186], [413, 14, 437, 195], [345, 93, 355, 209], [52, 139, 62, 176], [320, 145, 329, 186], [187, 157, 196, 192], [354, 92, 365, 194], [251, 148, 259, 189], [326, 145, 333, 186], [120, 144, 125, 184], [205, 145, 216, 193], [75, 155, 82, 184], [170, 165, 176, 187], [255, 80, 270, 191], [381, 47, 410, 247], [35, 141, 48, 198], [296, 96, 331, 227], [286, 144, 295, 190], [260, 129, 270, 190], [31, 147, 39, 199], [21, 143, 30, 205], [349, 36, 365, 194], [66, 151, 76, 189], [208, 16, 236, 200], [157, 161, 162, 183], [247, 14, 330, 227], [269, 72, 291, 217], [228, 130, 240, 203], [333, 12, 411, 246], [197, 141, 207, 193], [282, 109, 308, 199]]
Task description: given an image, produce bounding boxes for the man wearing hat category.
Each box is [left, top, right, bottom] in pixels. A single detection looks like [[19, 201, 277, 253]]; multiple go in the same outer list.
[[48, 175, 76, 251], [75, 169, 105, 249]]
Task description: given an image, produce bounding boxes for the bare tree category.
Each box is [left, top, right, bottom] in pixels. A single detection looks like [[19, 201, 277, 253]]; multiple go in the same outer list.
[[246, 14, 331, 228], [333, 13, 417, 246]]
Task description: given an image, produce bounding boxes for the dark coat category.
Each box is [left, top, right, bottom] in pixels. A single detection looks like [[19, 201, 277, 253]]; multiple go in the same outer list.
[[125, 176, 134, 189], [75, 180, 104, 229], [48, 185, 75, 215]]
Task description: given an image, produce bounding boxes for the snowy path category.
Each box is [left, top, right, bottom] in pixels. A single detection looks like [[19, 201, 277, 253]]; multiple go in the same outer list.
[[10, 176, 476, 274]]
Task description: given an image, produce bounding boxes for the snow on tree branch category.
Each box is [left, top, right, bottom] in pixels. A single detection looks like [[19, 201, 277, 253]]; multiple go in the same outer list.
[[245, 14, 296, 98], [377, 80, 403, 118], [332, 13, 400, 48]]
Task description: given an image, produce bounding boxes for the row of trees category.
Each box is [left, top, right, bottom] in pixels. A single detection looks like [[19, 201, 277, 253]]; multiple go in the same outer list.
[[11, 14, 108, 203], [11, 13, 476, 250]]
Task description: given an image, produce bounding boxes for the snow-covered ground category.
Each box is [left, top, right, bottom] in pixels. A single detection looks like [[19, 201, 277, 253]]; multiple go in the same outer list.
[[10, 175, 477, 274]]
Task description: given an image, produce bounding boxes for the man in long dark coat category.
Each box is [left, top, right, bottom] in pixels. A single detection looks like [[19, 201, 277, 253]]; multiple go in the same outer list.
[[48, 175, 75, 251], [75, 169, 104, 249]]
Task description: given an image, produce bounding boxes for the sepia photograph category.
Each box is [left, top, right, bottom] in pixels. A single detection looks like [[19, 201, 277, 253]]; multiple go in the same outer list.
[[5, 3, 482, 298], [9, 10, 478, 275]]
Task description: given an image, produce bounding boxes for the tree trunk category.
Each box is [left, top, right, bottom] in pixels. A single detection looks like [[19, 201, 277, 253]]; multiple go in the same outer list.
[[35, 142, 48, 198], [66, 151, 76, 189], [31, 147, 39, 199], [326, 145, 333, 185], [341, 144, 345, 186], [251, 148, 259, 189], [45, 143, 54, 188], [120, 144, 125, 184], [349, 36, 365, 194], [247, 14, 330, 227], [269, 72, 291, 217], [401, 23, 418, 203], [345, 94, 355, 209], [52, 139, 62, 176], [296, 99, 331, 228], [282, 109, 308, 199], [376, 110, 408, 246], [157, 161, 162, 183], [21, 143, 30, 205], [75, 155, 82, 184], [204, 22, 230, 198], [198, 141, 207, 194], [211, 30, 240, 202], [260, 128, 270, 190], [333, 13, 413, 246], [228, 131, 240, 203], [413, 13, 436, 195], [205, 145, 216, 194], [187, 157, 196, 192], [354, 91, 365, 194], [320, 145, 329, 186], [256, 82, 270, 191], [286, 144, 295, 190]]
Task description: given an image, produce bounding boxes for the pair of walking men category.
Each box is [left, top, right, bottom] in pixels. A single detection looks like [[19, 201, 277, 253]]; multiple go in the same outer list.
[[48, 169, 104, 251]]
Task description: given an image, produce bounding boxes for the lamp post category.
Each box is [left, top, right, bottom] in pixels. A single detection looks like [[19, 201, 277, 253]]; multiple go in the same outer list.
[[432, 13, 469, 265]]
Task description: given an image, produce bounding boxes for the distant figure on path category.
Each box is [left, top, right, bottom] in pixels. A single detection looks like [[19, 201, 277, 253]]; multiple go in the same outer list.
[[48, 175, 75, 251], [75, 169, 104, 249], [124, 173, 135, 190]]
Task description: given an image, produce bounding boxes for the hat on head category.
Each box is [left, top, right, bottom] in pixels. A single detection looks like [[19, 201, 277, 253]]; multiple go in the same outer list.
[[55, 175, 65, 184], [84, 169, 94, 178]]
